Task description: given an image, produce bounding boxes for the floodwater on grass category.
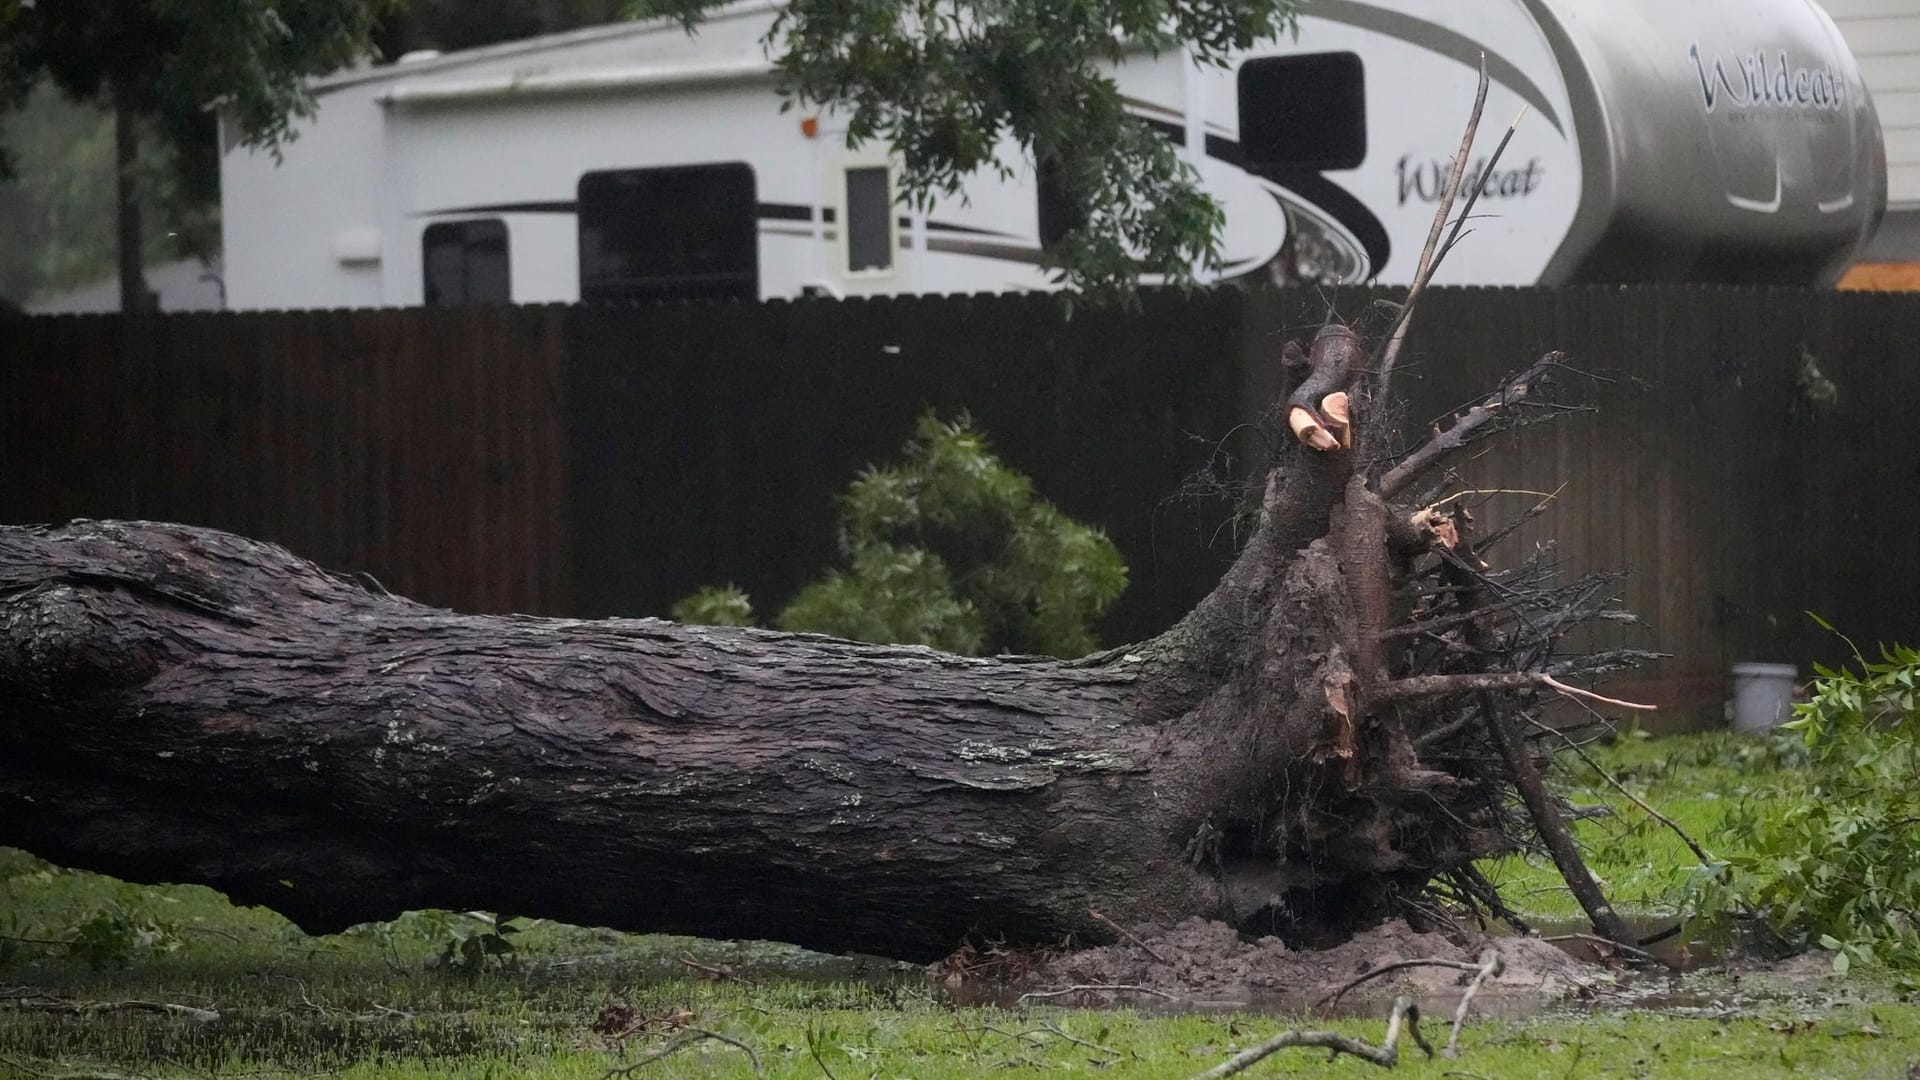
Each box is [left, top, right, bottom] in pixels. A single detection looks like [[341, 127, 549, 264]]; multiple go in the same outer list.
[[1528, 912, 1734, 971]]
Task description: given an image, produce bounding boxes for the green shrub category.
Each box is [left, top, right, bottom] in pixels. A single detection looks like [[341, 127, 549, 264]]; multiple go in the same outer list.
[[670, 585, 757, 628], [1721, 622, 1920, 980], [672, 412, 1127, 658]]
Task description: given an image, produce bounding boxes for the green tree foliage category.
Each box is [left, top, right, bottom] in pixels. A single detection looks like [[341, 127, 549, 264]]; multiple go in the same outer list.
[[0, 0, 633, 306], [1713, 624, 1920, 983], [2, 0, 397, 162], [0, 83, 217, 303], [670, 584, 757, 629], [0, 0, 398, 305], [631, 0, 1302, 299], [674, 413, 1127, 659]]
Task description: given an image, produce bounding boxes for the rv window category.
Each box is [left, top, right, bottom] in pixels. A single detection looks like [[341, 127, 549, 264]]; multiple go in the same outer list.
[[1237, 52, 1366, 171], [845, 167, 893, 273], [1036, 158, 1085, 252], [422, 219, 510, 305], [577, 163, 757, 302]]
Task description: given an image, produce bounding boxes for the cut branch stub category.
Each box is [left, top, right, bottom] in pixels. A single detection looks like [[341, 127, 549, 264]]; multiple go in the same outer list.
[[1287, 323, 1366, 452]]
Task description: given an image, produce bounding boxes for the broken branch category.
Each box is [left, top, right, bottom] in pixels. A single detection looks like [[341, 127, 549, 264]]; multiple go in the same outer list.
[[1443, 950, 1504, 1058], [1315, 958, 1486, 1009], [1539, 932, 1661, 965], [1014, 984, 1180, 1006], [1373, 55, 1490, 403], [602, 1028, 763, 1080], [1475, 689, 1636, 946], [1518, 712, 1718, 867], [1090, 909, 1174, 966], [1190, 996, 1433, 1078], [1375, 672, 1656, 711], [1377, 351, 1564, 500]]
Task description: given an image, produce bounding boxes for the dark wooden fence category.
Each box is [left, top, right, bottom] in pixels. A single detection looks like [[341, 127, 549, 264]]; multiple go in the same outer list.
[[5, 286, 1917, 726]]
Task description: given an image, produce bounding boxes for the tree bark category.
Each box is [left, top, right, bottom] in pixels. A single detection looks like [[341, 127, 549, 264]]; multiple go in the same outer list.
[[0, 513, 1443, 959], [0, 329, 1623, 958], [0, 461, 1498, 959]]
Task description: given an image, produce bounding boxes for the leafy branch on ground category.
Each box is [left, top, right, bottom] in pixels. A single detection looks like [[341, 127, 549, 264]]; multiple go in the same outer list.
[[1709, 622, 1920, 984]]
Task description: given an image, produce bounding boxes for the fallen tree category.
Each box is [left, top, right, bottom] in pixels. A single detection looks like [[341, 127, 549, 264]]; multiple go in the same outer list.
[[0, 87, 1653, 962], [0, 347, 1640, 960]]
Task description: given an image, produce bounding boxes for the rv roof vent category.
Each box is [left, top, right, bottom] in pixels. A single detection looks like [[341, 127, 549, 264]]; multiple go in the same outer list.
[[397, 49, 442, 64]]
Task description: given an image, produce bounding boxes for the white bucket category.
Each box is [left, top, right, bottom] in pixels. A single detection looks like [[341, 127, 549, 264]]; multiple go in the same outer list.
[[1729, 662, 1799, 734]]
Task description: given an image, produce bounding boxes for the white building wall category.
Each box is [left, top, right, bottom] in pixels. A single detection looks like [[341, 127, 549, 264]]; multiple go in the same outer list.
[[1822, 0, 1920, 208]]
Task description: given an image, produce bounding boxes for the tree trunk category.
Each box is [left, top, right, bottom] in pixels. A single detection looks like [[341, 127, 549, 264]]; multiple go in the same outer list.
[[2, 501, 1454, 959], [0, 323, 1631, 959], [113, 104, 153, 315]]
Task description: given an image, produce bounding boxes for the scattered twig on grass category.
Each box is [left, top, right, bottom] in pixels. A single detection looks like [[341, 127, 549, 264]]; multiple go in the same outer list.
[[1443, 950, 1504, 1058], [0, 932, 75, 947], [1189, 995, 1433, 1078], [971, 1023, 1049, 1048], [0, 1053, 150, 1080], [1040, 1021, 1123, 1059], [600, 1028, 763, 1080], [1089, 909, 1173, 965], [268, 974, 331, 1016], [1014, 984, 1180, 1006], [1315, 958, 1485, 1010], [0, 995, 219, 1023], [679, 951, 752, 984]]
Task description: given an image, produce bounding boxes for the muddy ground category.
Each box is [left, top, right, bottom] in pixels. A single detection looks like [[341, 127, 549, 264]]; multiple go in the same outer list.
[[1023, 918, 1606, 1005]]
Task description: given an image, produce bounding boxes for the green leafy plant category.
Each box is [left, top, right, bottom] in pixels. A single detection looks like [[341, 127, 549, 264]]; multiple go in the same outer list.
[[1720, 618, 1920, 981], [339, 909, 527, 974], [673, 412, 1127, 658], [631, 0, 1303, 297], [1791, 347, 1839, 421], [670, 585, 757, 628], [429, 911, 523, 974]]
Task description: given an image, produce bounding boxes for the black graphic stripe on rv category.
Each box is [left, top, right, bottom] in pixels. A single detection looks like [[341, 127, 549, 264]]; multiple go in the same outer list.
[[419, 200, 581, 215], [1205, 135, 1391, 274], [1127, 115, 1391, 275], [418, 200, 820, 220], [417, 199, 1020, 240]]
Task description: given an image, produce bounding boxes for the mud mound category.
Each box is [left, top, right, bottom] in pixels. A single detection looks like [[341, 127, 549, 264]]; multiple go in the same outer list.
[[1033, 917, 1594, 1003]]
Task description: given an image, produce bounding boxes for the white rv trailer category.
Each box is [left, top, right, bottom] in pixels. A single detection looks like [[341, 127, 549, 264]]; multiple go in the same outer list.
[[218, 0, 1886, 309]]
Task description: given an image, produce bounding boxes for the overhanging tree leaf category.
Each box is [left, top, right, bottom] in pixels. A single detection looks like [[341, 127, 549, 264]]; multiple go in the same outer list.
[[628, 0, 1300, 298]]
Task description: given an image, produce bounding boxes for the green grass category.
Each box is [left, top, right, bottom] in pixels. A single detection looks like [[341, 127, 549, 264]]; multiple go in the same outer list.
[[6, 734, 1919, 1079], [1477, 729, 1796, 924]]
